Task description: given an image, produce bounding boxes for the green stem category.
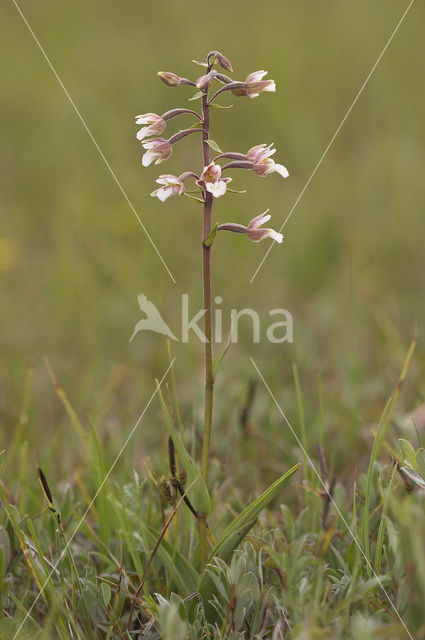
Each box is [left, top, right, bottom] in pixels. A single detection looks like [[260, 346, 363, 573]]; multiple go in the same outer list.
[[199, 90, 214, 570]]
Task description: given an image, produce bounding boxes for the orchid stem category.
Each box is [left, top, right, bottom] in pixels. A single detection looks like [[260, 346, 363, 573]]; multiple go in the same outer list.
[[199, 88, 213, 571]]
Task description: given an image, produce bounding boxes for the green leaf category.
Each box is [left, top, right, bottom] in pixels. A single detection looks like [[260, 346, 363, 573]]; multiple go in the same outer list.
[[189, 91, 203, 101], [210, 464, 299, 562], [400, 466, 425, 489], [227, 188, 247, 194], [198, 464, 300, 606], [399, 438, 417, 469], [143, 526, 199, 596], [206, 139, 223, 153], [210, 103, 234, 110], [100, 582, 111, 607], [212, 318, 233, 382], [192, 59, 208, 67], [416, 448, 425, 479], [183, 193, 204, 203], [203, 223, 218, 248], [156, 380, 210, 516]]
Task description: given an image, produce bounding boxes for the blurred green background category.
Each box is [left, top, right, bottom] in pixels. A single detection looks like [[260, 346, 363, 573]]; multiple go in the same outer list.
[[1, 0, 424, 483]]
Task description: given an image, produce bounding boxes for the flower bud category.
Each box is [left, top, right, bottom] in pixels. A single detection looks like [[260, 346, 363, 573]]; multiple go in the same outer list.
[[196, 71, 216, 90], [217, 53, 233, 73], [157, 71, 180, 87]]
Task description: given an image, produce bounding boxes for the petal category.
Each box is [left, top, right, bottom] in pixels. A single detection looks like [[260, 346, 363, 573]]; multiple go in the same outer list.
[[248, 210, 271, 229], [273, 163, 289, 178], [142, 151, 156, 167], [246, 70, 267, 83], [136, 127, 149, 141], [267, 229, 283, 243], [135, 112, 159, 124], [262, 81, 276, 92], [206, 180, 228, 197], [157, 187, 172, 202]]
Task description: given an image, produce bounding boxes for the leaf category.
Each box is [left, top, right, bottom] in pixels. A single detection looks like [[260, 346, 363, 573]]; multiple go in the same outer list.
[[189, 91, 203, 101], [205, 139, 223, 153], [156, 380, 210, 516], [210, 103, 234, 110], [203, 223, 218, 248], [416, 448, 425, 479], [212, 318, 233, 382], [400, 466, 425, 489], [100, 582, 111, 607], [399, 438, 417, 469], [227, 188, 247, 194], [192, 60, 208, 67], [183, 193, 204, 204], [198, 464, 300, 605], [143, 526, 199, 596]]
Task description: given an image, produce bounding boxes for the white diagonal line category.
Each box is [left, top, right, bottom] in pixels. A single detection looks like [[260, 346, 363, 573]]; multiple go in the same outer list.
[[250, 0, 415, 284], [11, 0, 176, 284], [12, 359, 176, 640], [250, 356, 414, 640]]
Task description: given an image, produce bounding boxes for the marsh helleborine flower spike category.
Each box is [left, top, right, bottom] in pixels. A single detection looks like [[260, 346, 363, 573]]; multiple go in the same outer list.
[[196, 162, 232, 198], [247, 144, 289, 178], [151, 174, 185, 201], [141, 138, 172, 166], [131, 50, 292, 576], [135, 113, 166, 140]]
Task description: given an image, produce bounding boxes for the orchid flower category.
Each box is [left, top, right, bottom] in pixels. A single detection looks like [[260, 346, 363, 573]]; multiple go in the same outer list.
[[151, 174, 185, 201], [231, 70, 276, 99], [246, 210, 283, 242], [141, 138, 172, 166], [196, 162, 232, 198], [217, 210, 283, 243], [247, 144, 289, 178], [135, 113, 166, 141]]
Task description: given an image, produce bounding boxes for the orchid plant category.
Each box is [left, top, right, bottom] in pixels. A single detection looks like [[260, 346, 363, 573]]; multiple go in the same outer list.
[[135, 50, 290, 570]]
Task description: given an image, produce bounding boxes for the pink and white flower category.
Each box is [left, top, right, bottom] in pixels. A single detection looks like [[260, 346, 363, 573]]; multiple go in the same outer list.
[[141, 138, 172, 166], [135, 113, 166, 141], [196, 162, 232, 198], [232, 70, 276, 99], [246, 210, 283, 243], [247, 144, 289, 178], [151, 174, 185, 202]]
